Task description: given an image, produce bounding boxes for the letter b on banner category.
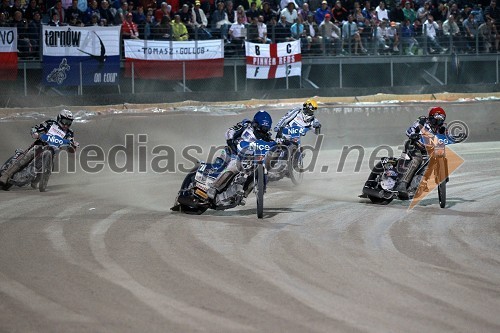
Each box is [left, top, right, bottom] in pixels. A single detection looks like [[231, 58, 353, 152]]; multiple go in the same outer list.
[[255, 45, 260, 55]]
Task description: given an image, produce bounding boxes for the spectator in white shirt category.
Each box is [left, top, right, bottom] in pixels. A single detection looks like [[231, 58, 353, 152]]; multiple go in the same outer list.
[[424, 14, 446, 53], [376, 1, 389, 22], [281, 1, 298, 24]]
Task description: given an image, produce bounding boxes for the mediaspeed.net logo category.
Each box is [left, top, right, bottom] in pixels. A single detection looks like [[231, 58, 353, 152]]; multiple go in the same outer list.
[[409, 120, 468, 209]]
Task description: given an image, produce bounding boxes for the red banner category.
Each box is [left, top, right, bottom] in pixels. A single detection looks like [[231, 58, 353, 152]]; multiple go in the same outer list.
[[0, 28, 18, 80], [124, 39, 224, 80], [124, 58, 224, 80]]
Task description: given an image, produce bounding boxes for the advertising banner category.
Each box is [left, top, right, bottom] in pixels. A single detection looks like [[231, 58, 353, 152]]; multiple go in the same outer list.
[[245, 41, 301, 79], [124, 39, 224, 80], [42, 26, 121, 86], [0, 27, 18, 81]]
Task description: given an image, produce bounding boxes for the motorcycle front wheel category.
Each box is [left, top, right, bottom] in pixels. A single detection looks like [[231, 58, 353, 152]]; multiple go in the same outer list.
[[288, 146, 304, 186], [38, 150, 53, 192], [436, 157, 447, 208], [256, 164, 264, 218]]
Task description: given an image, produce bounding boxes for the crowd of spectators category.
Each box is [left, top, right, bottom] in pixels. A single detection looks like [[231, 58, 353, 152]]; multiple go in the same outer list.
[[1, 0, 500, 58]]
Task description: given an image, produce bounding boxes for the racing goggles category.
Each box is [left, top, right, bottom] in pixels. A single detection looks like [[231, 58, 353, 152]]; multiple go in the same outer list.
[[60, 117, 73, 126], [303, 108, 315, 117], [432, 114, 445, 126], [303, 103, 317, 116]]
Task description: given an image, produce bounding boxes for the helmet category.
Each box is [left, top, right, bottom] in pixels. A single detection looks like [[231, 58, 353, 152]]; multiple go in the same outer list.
[[302, 98, 318, 122], [428, 106, 446, 127], [57, 109, 74, 127], [252, 110, 272, 138]]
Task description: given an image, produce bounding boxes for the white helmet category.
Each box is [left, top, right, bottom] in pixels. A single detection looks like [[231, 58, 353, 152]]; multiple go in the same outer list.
[[57, 109, 74, 127]]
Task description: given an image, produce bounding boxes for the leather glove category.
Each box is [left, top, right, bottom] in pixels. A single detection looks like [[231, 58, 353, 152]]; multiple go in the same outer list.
[[31, 132, 40, 139], [313, 119, 321, 134], [409, 133, 420, 141], [438, 126, 446, 134], [418, 116, 427, 126]]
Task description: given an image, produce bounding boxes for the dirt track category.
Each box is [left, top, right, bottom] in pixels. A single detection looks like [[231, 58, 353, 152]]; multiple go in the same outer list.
[[0, 99, 499, 333]]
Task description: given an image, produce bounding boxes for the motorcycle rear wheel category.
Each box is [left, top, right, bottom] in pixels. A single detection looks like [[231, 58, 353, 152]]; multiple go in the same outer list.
[[175, 171, 208, 215], [0, 157, 14, 190], [365, 161, 394, 205], [368, 196, 393, 205]]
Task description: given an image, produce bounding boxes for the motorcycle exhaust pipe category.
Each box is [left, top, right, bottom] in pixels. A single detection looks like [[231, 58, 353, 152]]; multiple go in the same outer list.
[[362, 187, 391, 199], [177, 195, 203, 208]]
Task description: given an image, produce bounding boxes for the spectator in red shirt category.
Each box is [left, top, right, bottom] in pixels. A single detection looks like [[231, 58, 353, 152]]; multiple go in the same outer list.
[[121, 12, 139, 38], [155, 2, 171, 23], [331, 0, 348, 24]]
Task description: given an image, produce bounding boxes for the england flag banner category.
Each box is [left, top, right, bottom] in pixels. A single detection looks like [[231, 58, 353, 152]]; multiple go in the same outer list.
[[42, 26, 121, 86], [124, 39, 224, 80], [245, 41, 301, 79], [0, 27, 18, 81]]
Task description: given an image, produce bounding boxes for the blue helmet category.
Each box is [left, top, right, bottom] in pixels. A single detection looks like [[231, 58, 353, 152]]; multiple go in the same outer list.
[[252, 110, 272, 135]]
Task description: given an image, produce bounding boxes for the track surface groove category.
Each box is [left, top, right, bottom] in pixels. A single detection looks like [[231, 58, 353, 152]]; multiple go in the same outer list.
[[1, 103, 499, 332]]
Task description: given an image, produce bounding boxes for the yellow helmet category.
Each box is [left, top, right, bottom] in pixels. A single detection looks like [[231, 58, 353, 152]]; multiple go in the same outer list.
[[302, 98, 318, 120]]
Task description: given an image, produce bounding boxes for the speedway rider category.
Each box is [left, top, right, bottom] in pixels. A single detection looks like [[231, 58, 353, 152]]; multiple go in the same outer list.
[[0, 109, 79, 190], [207, 110, 274, 202], [274, 98, 322, 140], [395, 106, 464, 197]]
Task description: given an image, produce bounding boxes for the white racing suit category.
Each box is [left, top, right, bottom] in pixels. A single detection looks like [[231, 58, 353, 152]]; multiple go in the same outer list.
[[273, 107, 321, 139]]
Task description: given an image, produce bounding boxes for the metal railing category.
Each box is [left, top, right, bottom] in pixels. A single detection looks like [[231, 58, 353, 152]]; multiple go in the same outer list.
[[7, 53, 498, 97]]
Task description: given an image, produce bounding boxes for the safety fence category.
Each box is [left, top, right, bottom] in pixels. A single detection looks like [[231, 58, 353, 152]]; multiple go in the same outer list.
[[3, 53, 498, 98]]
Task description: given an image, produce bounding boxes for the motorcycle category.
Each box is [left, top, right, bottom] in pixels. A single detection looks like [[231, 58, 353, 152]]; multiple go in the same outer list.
[[0, 133, 72, 192], [267, 126, 311, 185], [171, 140, 277, 218], [360, 132, 454, 208]]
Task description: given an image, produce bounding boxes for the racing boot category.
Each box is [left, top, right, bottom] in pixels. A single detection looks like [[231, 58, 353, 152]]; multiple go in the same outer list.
[[395, 181, 409, 198]]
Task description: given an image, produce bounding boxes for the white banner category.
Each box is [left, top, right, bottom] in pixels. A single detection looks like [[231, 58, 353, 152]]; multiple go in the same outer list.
[[42, 26, 121, 57], [0, 27, 17, 52], [245, 41, 302, 79], [124, 39, 224, 61]]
